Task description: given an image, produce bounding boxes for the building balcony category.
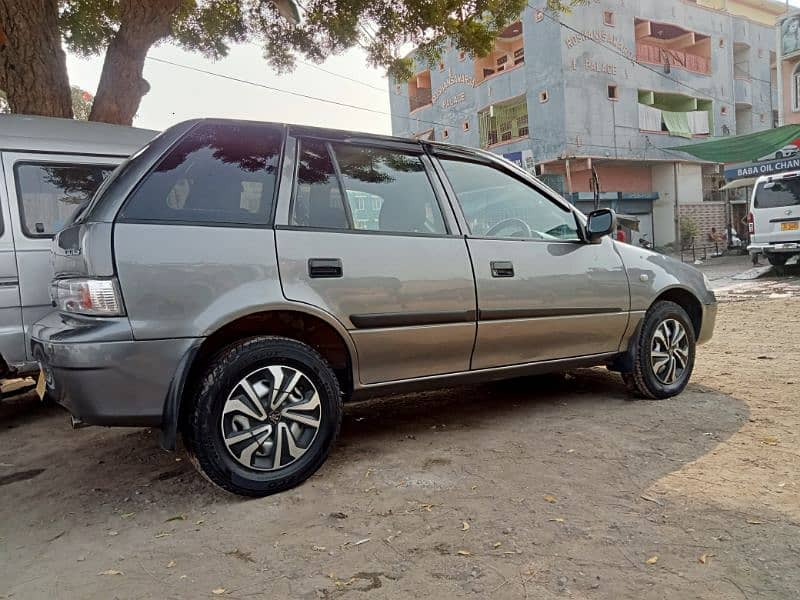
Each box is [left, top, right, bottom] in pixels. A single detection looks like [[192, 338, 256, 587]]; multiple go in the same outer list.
[[636, 41, 710, 75], [733, 20, 750, 46], [409, 90, 432, 112], [734, 77, 752, 107]]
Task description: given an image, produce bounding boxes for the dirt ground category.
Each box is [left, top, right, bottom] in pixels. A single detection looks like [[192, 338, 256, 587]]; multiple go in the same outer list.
[[1, 259, 799, 599]]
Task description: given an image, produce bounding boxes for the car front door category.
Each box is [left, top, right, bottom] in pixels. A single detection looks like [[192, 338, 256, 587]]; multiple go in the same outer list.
[[275, 135, 476, 384], [432, 151, 630, 370]]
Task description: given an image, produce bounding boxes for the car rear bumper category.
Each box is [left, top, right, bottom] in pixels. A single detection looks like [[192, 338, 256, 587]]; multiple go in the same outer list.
[[31, 312, 198, 427]]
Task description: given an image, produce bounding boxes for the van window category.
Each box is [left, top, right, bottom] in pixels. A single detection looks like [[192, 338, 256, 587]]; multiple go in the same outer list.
[[120, 123, 283, 225], [755, 178, 800, 209], [14, 162, 115, 237]]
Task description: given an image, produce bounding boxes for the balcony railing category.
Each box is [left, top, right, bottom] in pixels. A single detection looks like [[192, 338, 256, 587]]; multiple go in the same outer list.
[[636, 42, 710, 75], [409, 90, 432, 112]]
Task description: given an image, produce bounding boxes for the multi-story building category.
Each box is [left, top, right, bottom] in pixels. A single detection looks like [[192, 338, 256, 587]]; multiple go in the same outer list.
[[389, 0, 784, 247]]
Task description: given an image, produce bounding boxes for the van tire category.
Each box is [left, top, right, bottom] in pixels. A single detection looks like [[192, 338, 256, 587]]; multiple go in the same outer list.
[[621, 301, 696, 400], [767, 255, 788, 267], [184, 336, 342, 497]]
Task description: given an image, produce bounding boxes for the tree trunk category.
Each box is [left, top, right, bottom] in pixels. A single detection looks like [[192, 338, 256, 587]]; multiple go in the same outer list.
[[0, 0, 72, 118], [89, 0, 181, 125]]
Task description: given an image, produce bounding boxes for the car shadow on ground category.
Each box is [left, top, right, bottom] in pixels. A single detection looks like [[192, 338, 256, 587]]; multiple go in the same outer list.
[[0, 367, 747, 514]]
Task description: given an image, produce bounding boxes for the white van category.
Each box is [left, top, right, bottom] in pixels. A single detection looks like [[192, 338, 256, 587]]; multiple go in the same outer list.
[[0, 115, 155, 380], [748, 170, 800, 266]]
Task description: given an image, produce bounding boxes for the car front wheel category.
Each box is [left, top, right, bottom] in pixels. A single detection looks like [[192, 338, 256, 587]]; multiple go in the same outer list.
[[622, 301, 696, 399], [184, 336, 342, 497]]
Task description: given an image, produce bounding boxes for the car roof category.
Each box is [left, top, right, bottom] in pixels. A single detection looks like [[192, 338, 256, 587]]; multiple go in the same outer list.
[[754, 169, 800, 186], [0, 114, 158, 156]]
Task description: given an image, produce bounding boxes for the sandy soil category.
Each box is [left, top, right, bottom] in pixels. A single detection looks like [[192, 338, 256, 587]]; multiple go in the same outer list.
[[1, 270, 799, 599]]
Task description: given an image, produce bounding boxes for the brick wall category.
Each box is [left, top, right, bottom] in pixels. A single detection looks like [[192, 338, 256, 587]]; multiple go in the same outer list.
[[679, 202, 726, 247]]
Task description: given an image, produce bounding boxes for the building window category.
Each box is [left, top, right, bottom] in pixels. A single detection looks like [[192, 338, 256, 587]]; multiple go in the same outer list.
[[719, 38, 725, 48], [407, 70, 432, 112], [535, 10, 544, 22], [635, 18, 711, 76], [438, 61, 445, 71], [538, 90, 549, 103], [473, 21, 523, 84], [637, 89, 711, 136], [793, 63, 800, 112], [478, 96, 529, 148], [721, 105, 728, 115], [758, 48, 764, 58], [463, 121, 470, 131], [459, 50, 466, 61], [760, 113, 766, 123], [607, 84, 618, 100], [443, 129, 449, 139], [395, 84, 401, 94], [603, 11, 615, 26]]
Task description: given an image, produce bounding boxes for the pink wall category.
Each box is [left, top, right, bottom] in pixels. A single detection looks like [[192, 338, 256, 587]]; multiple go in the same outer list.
[[568, 164, 653, 193], [782, 56, 800, 125]]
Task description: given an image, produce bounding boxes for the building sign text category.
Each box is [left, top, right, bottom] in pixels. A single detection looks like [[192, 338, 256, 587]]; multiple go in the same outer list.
[[432, 68, 477, 105], [564, 28, 634, 61], [724, 156, 800, 181]]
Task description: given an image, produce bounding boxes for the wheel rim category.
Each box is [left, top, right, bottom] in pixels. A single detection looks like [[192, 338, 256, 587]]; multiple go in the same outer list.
[[220, 365, 322, 472], [650, 318, 690, 385]]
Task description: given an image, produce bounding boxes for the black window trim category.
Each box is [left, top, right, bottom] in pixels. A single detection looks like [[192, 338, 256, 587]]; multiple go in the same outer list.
[[116, 121, 286, 228], [13, 159, 116, 239], [430, 152, 587, 244], [288, 135, 456, 237]]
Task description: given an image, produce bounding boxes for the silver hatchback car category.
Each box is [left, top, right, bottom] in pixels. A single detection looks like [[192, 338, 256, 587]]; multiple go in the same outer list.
[[32, 119, 716, 496]]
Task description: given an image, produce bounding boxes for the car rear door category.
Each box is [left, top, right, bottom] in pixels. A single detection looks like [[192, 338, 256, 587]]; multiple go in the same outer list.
[[275, 134, 476, 384], [751, 175, 800, 245], [2, 152, 118, 362], [431, 149, 630, 370]]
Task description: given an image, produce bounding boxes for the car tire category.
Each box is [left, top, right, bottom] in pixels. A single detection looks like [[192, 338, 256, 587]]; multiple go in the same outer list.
[[767, 255, 788, 267], [184, 336, 342, 497], [621, 301, 696, 400]]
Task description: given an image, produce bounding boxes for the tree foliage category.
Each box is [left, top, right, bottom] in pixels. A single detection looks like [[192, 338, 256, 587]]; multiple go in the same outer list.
[[1, 0, 587, 124]]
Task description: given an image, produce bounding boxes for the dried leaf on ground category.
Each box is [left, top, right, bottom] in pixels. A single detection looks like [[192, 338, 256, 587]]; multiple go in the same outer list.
[[645, 556, 658, 565], [167, 560, 176, 568], [354, 538, 370, 546], [98, 569, 124, 576], [493, 542, 502, 548], [548, 518, 565, 523], [698, 553, 715, 564], [457, 549, 472, 556], [107, 530, 119, 537], [212, 588, 227, 595], [119, 512, 135, 519], [312, 545, 326, 551], [154, 531, 172, 538], [165, 514, 187, 522], [761, 437, 779, 446], [461, 521, 470, 531], [543, 495, 557, 503], [746, 519, 764, 524]]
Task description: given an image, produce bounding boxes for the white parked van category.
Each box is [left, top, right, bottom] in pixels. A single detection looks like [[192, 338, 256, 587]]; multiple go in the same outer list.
[[748, 170, 800, 266], [0, 115, 155, 380]]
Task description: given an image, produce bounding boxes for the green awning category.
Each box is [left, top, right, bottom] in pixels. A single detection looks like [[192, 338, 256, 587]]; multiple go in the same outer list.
[[667, 124, 800, 163]]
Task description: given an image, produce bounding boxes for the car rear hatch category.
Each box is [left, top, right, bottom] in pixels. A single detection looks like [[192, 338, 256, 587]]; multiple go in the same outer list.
[[752, 173, 800, 245]]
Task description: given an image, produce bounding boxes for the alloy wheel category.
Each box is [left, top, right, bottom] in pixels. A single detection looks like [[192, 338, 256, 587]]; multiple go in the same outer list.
[[220, 365, 322, 471], [650, 318, 690, 385]]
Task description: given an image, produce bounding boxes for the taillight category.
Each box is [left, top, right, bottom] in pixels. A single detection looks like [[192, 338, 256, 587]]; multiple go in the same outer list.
[[50, 278, 125, 316], [747, 212, 754, 234]]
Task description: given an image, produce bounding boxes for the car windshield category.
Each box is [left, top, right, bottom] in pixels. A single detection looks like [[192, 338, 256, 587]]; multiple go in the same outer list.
[[755, 176, 800, 209]]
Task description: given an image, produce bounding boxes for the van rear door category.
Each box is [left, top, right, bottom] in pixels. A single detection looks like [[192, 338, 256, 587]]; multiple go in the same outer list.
[[2, 152, 119, 362], [0, 153, 24, 368], [752, 174, 800, 245]]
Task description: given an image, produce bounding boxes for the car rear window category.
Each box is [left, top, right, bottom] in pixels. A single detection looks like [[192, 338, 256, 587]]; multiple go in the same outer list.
[[120, 122, 283, 225], [754, 177, 800, 209]]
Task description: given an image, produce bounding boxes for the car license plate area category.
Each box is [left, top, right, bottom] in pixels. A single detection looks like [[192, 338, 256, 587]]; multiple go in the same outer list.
[[780, 221, 799, 231]]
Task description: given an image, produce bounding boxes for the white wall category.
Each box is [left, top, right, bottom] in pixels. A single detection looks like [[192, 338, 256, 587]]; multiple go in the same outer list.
[[650, 162, 704, 246]]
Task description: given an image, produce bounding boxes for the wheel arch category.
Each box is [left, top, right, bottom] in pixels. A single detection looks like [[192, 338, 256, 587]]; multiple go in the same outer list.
[[160, 306, 357, 450], [651, 286, 703, 339]]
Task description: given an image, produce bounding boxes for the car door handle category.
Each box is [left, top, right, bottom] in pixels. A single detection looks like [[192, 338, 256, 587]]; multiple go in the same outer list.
[[490, 261, 514, 278], [308, 258, 343, 278]]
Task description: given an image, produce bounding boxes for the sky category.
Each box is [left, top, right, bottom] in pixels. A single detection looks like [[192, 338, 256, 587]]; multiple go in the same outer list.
[[66, 0, 800, 135], [66, 42, 394, 134]]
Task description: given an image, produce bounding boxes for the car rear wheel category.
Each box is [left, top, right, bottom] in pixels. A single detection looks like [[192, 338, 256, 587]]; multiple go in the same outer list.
[[622, 301, 696, 399], [184, 336, 342, 497], [767, 254, 788, 267]]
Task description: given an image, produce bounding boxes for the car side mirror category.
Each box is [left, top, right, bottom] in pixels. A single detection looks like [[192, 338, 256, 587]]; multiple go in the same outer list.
[[585, 208, 616, 243]]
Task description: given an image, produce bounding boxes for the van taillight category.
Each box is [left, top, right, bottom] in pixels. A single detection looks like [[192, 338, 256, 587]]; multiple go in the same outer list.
[[747, 212, 754, 234]]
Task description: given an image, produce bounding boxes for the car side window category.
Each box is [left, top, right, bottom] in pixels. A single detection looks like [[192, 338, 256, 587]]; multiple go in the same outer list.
[[440, 158, 580, 241], [120, 122, 283, 225], [14, 162, 115, 237], [291, 138, 447, 235]]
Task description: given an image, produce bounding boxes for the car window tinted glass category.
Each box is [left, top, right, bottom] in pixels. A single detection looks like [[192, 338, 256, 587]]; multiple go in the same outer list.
[[121, 123, 283, 224], [331, 144, 446, 234], [291, 139, 348, 229], [755, 178, 800, 209], [15, 163, 114, 237], [440, 159, 579, 241]]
